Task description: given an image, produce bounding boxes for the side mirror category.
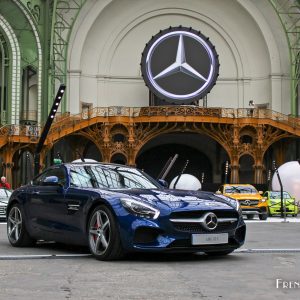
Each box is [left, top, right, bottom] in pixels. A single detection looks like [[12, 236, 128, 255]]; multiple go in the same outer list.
[[158, 179, 168, 188], [216, 190, 221, 194], [259, 191, 263, 195], [42, 176, 60, 186]]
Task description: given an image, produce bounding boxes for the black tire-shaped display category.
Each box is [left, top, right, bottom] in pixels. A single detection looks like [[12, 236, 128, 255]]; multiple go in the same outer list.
[[87, 205, 124, 260], [246, 215, 255, 220], [7, 203, 35, 247]]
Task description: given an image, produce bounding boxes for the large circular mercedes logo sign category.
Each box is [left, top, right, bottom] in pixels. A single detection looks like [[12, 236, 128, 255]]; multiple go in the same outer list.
[[141, 26, 219, 104]]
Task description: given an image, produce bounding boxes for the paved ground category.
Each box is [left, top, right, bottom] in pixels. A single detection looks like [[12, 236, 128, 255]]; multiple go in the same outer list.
[[0, 218, 299, 300]]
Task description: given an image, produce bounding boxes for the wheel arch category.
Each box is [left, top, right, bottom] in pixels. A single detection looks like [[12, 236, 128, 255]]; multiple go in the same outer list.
[[6, 199, 20, 217], [85, 197, 117, 232]]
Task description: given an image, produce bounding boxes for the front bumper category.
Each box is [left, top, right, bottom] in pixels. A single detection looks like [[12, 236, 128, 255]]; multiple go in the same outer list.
[[118, 213, 246, 253], [241, 206, 268, 216], [269, 205, 298, 215]]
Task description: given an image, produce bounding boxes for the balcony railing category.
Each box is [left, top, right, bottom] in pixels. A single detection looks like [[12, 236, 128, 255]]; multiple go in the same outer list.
[[1, 106, 300, 138]]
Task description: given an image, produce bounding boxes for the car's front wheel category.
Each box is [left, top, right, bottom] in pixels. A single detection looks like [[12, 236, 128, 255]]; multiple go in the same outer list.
[[88, 205, 124, 260], [246, 215, 254, 220], [7, 203, 35, 247], [259, 213, 268, 220]]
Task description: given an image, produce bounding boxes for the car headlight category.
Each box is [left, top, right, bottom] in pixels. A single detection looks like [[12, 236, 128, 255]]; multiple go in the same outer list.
[[120, 198, 160, 219], [261, 197, 267, 202]]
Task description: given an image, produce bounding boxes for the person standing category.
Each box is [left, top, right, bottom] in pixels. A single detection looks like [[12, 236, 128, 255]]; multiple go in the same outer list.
[[0, 176, 11, 189]]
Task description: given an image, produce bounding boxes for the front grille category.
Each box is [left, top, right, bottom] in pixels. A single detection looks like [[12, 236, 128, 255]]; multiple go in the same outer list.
[[0, 206, 6, 216], [240, 200, 259, 206], [172, 221, 237, 233], [170, 210, 238, 219]]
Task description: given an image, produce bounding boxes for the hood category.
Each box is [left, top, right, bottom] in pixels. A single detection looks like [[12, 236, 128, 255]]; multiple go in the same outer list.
[[224, 193, 262, 200], [99, 188, 236, 211]]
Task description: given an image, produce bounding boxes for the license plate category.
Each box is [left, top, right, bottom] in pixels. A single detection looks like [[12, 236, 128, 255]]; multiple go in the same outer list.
[[192, 233, 228, 245]]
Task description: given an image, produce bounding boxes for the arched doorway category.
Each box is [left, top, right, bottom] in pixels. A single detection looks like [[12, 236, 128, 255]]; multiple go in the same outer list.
[[239, 155, 254, 183], [45, 135, 102, 167], [111, 153, 127, 165], [12, 149, 34, 188], [83, 141, 102, 162], [263, 137, 300, 186], [137, 143, 212, 185], [136, 133, 228, 186]]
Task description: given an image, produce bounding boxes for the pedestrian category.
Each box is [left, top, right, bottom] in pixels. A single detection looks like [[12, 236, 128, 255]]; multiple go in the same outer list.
[[0, 176, 11, 189]]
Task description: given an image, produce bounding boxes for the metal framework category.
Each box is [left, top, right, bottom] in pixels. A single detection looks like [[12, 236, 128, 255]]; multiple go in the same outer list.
[[270, 0, 300, 116], [0, 32, 9, 124], [50, 0, 86, 113]]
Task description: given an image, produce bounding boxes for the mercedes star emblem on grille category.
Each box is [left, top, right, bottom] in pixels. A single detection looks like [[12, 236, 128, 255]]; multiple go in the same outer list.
[[202, 212, 218, 231], [244, 200, 251, 206]]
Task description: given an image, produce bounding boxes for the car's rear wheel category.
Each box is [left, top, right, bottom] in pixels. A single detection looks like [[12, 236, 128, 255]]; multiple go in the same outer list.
[[246, 215, 254, 220], [205, 250, 234, 256], [88, 205, 124, 260], [259, 213, 268, 220], [7, 204, 35, 247]]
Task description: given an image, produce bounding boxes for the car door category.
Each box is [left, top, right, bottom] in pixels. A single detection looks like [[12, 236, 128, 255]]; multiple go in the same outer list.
[[35, 166, 90, 245], [26, 166, 67, 241]]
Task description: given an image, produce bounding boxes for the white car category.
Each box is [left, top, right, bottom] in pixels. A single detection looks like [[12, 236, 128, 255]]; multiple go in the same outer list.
[[0, 188, 12, 221]]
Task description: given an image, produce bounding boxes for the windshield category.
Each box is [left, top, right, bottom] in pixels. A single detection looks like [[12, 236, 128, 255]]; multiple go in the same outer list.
[[270, 192, 291, 199], [225, 186, 257, 194], [0, 188, 12, 198], [69, 164, 159, 189]]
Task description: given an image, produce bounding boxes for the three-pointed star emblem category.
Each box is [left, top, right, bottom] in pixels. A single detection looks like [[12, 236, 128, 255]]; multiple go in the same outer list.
[[153, 34, 207, 82]]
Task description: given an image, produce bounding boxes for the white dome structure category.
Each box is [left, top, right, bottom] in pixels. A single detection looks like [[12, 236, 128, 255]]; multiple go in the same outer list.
[[169, 174, 202, 191], [272, 161, 300, 201]]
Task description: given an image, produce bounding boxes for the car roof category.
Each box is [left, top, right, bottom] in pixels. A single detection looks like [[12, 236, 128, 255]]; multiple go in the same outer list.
[[60, 162, 135, 169]]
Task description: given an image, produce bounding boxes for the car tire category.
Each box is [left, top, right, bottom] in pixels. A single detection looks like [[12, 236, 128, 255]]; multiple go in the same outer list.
[[259, 214, 268, 220], [205, 250, 234, 256], [293, 214, 298, 217], [87, 205, 125, 260], [7, 203, 35, 247], [246, 215, 254, 220]]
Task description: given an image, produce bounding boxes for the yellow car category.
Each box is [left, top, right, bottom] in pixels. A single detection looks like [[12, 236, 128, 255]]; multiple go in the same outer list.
[[217, 184, 268, 220]]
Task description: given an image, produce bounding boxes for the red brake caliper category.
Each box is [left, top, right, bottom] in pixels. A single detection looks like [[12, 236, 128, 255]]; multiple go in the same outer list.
[[93, 219, 98, 242]]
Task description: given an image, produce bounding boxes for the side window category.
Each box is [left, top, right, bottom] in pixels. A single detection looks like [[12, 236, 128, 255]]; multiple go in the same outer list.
[[32, 167, 67, 186]]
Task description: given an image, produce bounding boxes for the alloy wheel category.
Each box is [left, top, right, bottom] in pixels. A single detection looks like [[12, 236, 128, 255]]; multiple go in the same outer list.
[[7, 206, 23, 243], [89, 209, 111, 255]]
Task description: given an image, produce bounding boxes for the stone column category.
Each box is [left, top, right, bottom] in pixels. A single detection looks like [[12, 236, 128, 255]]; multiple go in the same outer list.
[[230, 163, 240, 184], [253, 164, 264, 184]]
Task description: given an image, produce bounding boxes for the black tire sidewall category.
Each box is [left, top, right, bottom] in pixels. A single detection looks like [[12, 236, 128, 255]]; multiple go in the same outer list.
[[7, 203, 31, 247], [87, 205, 122, 260]]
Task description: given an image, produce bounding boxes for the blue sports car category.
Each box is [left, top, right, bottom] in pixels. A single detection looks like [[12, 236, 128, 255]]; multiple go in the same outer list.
[[6, 162, 246, 260]]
